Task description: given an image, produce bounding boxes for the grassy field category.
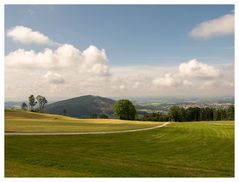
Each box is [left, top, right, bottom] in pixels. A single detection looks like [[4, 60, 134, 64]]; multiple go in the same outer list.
[[5, 110, 234, 177], [5, 110, 161, 133]]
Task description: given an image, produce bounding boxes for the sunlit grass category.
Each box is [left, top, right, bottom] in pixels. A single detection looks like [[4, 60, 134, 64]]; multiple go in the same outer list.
[[5, 110, 234, 177], [5, 110, 161, 133]]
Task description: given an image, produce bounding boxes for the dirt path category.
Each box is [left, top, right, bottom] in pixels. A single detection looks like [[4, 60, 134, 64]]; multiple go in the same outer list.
[[5, 122, 170, 136]]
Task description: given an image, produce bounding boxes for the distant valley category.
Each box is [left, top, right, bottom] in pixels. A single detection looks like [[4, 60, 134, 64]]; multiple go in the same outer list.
[[5, 95, 234, 118]]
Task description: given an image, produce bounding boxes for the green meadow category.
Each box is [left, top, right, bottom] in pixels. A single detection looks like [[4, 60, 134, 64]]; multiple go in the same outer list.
[[5, 110, 234, 177], [5, 110, 160, 133]]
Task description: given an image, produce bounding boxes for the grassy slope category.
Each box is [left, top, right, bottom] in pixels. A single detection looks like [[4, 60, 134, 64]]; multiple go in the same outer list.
[[5, 110, 160, 133], [5, 110, 234, 177]]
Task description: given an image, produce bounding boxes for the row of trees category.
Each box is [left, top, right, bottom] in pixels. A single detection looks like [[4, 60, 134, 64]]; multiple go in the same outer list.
[[141, 112, 170, 121], [168, 106, 234, 121], [21, 95, 48, 112], [113, 99, 234, 122], [141, 105, 234, 122]]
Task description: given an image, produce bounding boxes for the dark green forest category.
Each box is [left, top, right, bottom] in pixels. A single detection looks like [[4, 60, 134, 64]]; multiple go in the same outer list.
[[140, 105, 234, 122]]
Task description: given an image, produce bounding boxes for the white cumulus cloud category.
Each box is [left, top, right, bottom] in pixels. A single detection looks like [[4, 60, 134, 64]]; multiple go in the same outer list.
[[179, 59, 222, 78], [152, 59, 223, 90], [5, 44, 110, 76], [7, 25, 57, 45], [189, 13, 234, 39], [152, 73, 192, 88]]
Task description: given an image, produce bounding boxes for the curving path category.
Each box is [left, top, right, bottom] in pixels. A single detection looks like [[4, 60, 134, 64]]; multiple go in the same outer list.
[[5, 122, 170, 136]]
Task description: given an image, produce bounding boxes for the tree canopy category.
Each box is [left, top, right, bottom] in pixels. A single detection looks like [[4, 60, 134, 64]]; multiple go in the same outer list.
[[140, 105, 234, 122], [21, 102, 28, 110], [168, 106, 234, 122], [113, 99, 136, 120], [28, 95, 37, 111], [36, 95, 48, 112]]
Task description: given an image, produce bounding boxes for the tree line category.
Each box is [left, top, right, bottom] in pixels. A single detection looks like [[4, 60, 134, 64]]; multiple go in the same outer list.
[[113, 99, 234, 122], [21, 95, 48, 112], [140, 105, 234, 122], [20, 97, 234, 122]]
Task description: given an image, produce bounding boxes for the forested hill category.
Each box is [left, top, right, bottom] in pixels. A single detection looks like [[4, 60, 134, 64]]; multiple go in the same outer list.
[[44, 95, 116, 118]]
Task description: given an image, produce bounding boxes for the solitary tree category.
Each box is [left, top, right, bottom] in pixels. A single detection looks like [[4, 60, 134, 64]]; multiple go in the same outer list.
[[28, 95, 37, 111], [21, 102, 28, 110], [113, 99, 136, 120], [36, 95, 48, 112]]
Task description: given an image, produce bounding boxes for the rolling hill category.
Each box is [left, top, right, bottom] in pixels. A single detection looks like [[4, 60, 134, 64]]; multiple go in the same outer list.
[[44, 95, 116, 118]]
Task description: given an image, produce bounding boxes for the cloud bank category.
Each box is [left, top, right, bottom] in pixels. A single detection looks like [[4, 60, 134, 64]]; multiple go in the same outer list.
[[5, 44, 109, 76], [5, 25, 234, 100], [153, 73, 183, 88]]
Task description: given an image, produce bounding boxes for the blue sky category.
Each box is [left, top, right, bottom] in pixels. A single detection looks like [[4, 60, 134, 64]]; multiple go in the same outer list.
[[5, 5, 234, 100], [5, 5, 234, 66]]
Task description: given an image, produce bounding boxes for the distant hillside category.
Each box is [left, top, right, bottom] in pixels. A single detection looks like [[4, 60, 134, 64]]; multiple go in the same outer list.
[[44, 95, 116, 118], [5, 101, 23, 109]]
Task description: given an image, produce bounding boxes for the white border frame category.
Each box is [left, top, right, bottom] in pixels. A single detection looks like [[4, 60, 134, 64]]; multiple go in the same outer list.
[[1, 0, 238, 182]]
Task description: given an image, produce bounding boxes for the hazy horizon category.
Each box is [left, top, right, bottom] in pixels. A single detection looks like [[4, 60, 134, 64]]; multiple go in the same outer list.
[[5, 5, 234, 100], [5, 94, 234, 103]]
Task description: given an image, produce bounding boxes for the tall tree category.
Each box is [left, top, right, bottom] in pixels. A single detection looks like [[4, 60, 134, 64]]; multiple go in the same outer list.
[[227, 105, 234, 120], [179, 107, 186, 121], [28, 95, 37, 111], [194, 107, 201, 121], [213, 108, 221, 121], [113, 99, 136, 120], [205, 107, 214, 121], [21, 102, 28, 110], [36, 95, 48, 112]]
